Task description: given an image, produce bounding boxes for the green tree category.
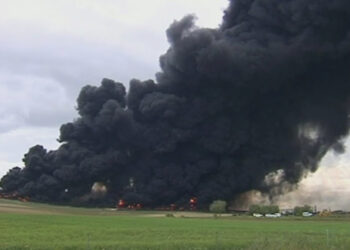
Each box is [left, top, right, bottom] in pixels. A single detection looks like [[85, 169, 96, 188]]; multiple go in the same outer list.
[[294, 205, 312, 216], [266, 205, 279, 214], [249, 204, 262, 214], [249, 204, 279, 215], [209, 200, 227, 213]]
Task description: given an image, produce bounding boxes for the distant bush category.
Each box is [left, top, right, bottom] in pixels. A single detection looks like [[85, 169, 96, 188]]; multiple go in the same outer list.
[[249, 205, 279, 215], [165, 213, 174, 217], [209, 200, 227, 213], [264, 205, 279, 214], [294, 205, 312, 216], [249, 204, 261, 214]]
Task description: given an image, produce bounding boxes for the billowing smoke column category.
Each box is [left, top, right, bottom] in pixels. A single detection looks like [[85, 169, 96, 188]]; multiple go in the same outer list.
[[2, 0, 350, 207]]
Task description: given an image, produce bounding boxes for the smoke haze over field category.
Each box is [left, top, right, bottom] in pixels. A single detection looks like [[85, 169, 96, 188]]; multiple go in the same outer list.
[[1, 0, 350, 207]]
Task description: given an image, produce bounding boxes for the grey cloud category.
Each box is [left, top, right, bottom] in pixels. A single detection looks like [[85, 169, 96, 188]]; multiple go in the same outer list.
[[0, 28, 159, 133]]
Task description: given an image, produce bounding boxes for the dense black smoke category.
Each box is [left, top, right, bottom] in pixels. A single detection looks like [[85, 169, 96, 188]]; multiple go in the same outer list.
[[2, 0, 350, 207]]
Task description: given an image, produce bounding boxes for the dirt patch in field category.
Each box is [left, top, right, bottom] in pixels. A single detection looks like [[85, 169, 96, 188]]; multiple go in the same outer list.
[[0, 206, 58, 215], [142, 212, 232, 218], [0, 199, 234, 218], [0, 203, 30, 208], [0, 199, 59, 215]]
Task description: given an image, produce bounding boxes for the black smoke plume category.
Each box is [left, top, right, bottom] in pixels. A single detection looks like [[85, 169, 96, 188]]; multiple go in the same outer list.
[[2, 0, 350, 207]]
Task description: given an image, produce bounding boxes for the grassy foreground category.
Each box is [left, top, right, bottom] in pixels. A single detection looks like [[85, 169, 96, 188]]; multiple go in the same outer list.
[[0, 199, 350, 249]]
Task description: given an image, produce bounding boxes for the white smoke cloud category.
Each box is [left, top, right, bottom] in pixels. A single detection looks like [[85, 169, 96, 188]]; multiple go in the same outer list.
[[277, 139, 350, 211]]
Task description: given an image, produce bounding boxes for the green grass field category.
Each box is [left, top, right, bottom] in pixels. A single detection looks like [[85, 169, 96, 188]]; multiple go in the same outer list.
[[0, 199, 349, 249]]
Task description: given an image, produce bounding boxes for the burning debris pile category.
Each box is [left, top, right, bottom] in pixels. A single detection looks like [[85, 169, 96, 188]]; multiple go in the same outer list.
[[1, 0, 350, 208]]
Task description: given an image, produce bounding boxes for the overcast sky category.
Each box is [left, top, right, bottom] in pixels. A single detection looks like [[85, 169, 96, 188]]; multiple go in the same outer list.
[[1, 0, 350, 210]]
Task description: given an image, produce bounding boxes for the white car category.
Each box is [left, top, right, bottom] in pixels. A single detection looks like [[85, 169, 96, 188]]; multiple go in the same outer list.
[[302, 212, 313, 217], [265, 213, 281, 218]]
